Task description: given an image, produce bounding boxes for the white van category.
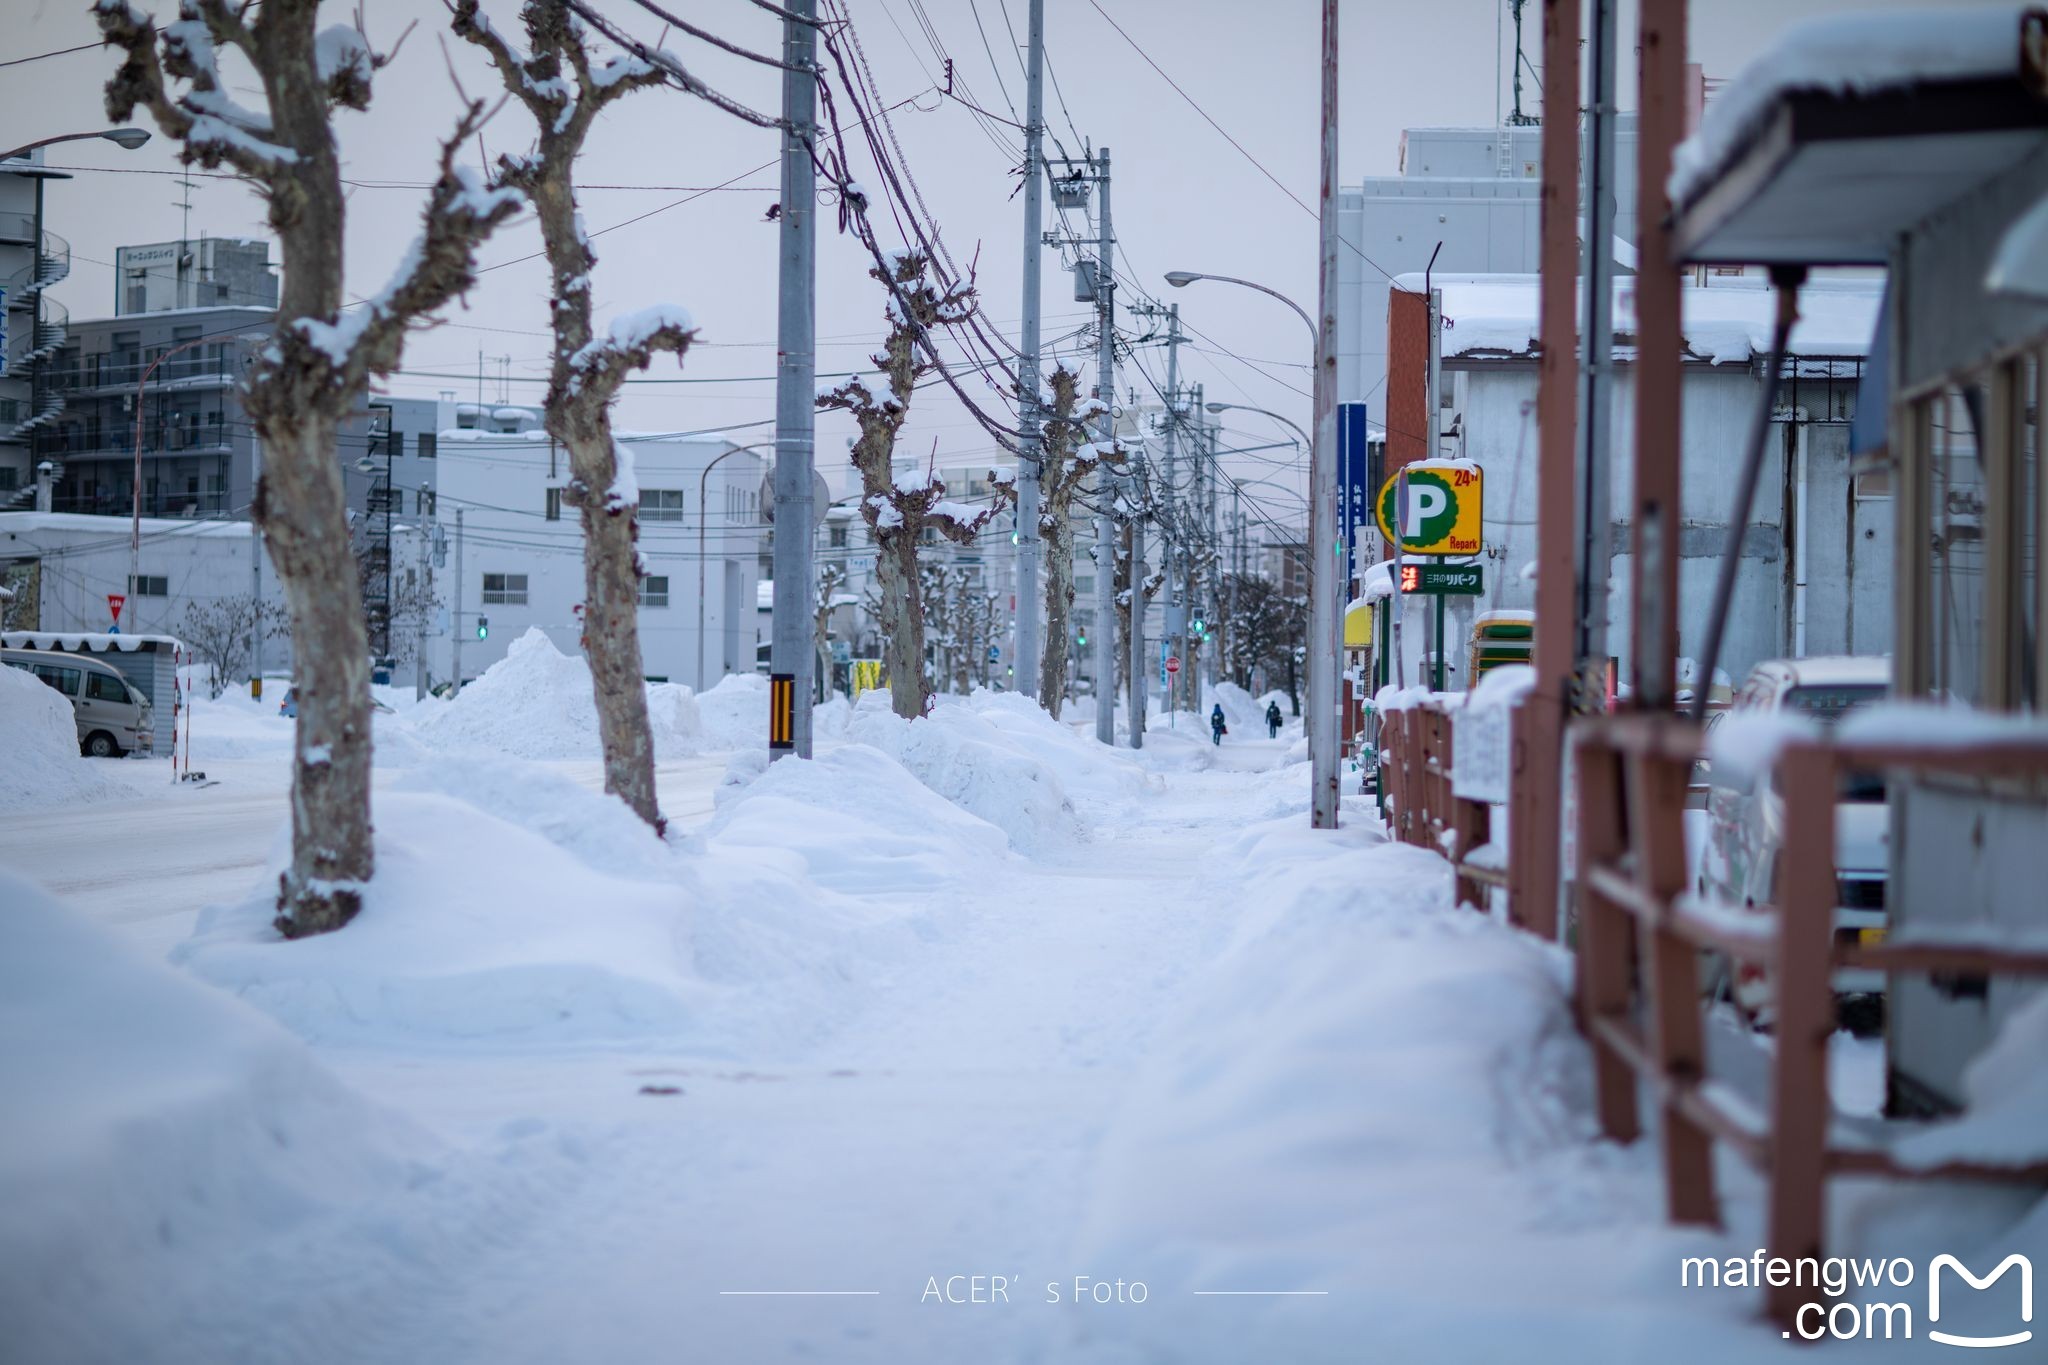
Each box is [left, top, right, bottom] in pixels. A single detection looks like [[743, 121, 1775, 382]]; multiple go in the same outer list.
[[1, 647, 155, 757]]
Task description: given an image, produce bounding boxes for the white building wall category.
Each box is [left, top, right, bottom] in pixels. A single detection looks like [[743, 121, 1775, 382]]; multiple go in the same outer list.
[[435, 431, 767, 689], [1440, 358, 1886, 690]]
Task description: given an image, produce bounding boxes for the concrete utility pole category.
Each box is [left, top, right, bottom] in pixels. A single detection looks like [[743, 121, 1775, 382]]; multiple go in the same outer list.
[[769, 0, 818, 759], [1308, 0, 1342, 827], [1092, 147, 1120, 746], [1577, 0, 1618, 675], [1160, 307, 1184, 711], [451, 506, 465, 692], [1013, 0, 1046, 700]]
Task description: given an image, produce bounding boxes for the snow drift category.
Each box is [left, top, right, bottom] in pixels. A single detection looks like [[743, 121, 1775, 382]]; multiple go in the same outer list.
[[846, 690, 1091, 850], [0, 869, 430, 1362], [0, 663, 125, 809], [410, 628, 701, 761]]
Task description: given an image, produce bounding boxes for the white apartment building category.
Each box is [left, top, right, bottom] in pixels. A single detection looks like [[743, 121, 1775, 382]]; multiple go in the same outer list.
[[435, 428, 769, 688]]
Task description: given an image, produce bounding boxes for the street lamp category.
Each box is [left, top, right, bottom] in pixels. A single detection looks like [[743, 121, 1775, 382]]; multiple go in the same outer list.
[[0, 127, 152, 162], [1168, 264, 1337, 826], [698, 440, 775, 692], [1164, 271, 1318, 350], [1206, 400, 1310, 453]]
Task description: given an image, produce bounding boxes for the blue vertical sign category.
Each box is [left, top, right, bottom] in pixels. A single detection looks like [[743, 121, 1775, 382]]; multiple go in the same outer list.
[[1338, 402, 1372, 591]]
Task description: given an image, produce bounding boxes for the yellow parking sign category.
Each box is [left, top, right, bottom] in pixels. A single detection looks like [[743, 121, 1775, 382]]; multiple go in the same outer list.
[[1375, 462, 1483, 556]]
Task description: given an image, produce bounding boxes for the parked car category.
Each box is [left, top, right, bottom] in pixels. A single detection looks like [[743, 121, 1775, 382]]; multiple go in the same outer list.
[[1698, 656, 1889, 1028], [2, 647, 155, 757]]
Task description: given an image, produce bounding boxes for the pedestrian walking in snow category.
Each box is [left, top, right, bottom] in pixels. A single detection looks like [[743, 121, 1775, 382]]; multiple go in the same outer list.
[[1210, 704, 1228, 746], [1265, 700, 1283, 738]]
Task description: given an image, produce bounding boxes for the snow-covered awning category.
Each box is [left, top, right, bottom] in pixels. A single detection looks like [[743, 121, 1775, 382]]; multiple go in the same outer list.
[[1669, 6, 2048, 267], [1395, 272, 1881, 365]]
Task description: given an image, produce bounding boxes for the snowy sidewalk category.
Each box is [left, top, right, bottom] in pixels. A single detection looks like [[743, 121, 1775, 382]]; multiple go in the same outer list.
[[6, 674, 2041, 1363]]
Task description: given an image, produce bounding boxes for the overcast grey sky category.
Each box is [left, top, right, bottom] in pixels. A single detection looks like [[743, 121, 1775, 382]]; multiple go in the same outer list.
[[1, 0, 2001, 526]]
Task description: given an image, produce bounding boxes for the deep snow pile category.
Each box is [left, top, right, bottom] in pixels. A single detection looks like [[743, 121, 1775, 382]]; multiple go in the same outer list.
[[0, 869, 430, 1362], [0, 664, 124, 809], [409, 629, 701, 761], [702, 741, 1010, 894], [175, 789, 707, 1047], [174, 743, 969, 1057], [846, 689, 1096, 850]]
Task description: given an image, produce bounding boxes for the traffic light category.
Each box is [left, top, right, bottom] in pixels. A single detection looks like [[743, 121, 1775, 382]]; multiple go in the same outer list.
[[1191, 615, 1206, 639], [1076, 627, 1087, 646], [476, 615, 489, 640]]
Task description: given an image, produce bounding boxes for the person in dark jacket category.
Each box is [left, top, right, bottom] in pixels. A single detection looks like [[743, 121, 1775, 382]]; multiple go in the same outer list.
[[1210, 704, 1228, 746], [1265, 700, 1283, 738]]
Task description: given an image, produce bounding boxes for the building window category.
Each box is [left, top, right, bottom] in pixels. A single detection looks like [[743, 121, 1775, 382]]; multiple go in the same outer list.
[[545, 487, 563, 522], [389, 431, 406, 459], [482, 572, 527, 605], [418, 432, 437, 460], [639, 575, 670, 608], [642, 488, 685, 522], [129, 574, 168, 597], [829, 525, 848, 548]]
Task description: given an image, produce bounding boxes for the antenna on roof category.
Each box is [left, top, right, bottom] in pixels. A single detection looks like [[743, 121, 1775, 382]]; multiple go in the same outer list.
[[1506, 0, 1540, 127]]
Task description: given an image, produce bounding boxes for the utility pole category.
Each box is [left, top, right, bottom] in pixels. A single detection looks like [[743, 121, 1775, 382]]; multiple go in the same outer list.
[[1577, 0, 1618, 680], [1427, 283, 1444, 691], [1308, 0, 1341, 827], [415, 519, 430, 701], [769, 0, 818, 759], [1160, 307, 1184, 711], [1013, 0, 1046, 701], [1091, 147, 1120, 746], [450, 506, 465, 692]]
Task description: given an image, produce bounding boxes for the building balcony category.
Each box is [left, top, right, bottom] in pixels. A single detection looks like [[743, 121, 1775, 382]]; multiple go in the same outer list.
[[47, 489, 232, 518], [47, 355, 241, 394], [31, 419, 236, 461]]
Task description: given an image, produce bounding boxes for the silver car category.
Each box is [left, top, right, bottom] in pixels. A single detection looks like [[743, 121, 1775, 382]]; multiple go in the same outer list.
[[1698, 656, 1889, 1028], [2, 647, 156, 757]]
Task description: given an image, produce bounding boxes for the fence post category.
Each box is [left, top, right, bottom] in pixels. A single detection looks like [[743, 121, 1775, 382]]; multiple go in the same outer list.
[[1765, 742, 1839, 1329], [1629, 741, 1717, 1225], [1574, 729, 1639, 1142]]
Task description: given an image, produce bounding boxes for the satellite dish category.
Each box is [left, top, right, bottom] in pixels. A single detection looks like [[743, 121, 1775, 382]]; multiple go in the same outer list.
[[759, 469, 833, 528]]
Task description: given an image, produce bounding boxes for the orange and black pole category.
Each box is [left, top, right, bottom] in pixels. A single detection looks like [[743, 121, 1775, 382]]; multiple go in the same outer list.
[[769, 672, 795, 752]]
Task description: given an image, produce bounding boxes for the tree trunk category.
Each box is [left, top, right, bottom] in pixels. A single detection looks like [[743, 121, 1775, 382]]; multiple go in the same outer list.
[[1039, 516, 1074, 716], [259, 418, 375, 936], [878, 530, 926, 718], [569, 433, 661, 826]]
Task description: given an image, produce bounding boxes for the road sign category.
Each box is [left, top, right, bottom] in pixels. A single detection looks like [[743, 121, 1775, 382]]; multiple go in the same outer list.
[[106, 593, 126, 623], [1338, 402, 1373, 584], [1165, 656, 1180, 674], [1398, 563, 1485, 596], [1376, 463, 1483, 556], [988, 644, 1001, 662]]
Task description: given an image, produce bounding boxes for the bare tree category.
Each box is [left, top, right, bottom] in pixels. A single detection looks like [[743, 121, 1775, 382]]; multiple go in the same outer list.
[[818, 250, 1012, 719], [1113, 525, 1164, 709], [814, 561, 846, 700], [452, 0, 694, 828], [98, 0, 524, 936], [1224, 571, 1307, 705], [180, 596, 289, 697], [1032, 364, 1122, 717]]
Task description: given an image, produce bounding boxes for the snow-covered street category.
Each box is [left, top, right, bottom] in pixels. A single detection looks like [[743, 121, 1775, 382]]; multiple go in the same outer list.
[[11, 638, 2041, 1364]]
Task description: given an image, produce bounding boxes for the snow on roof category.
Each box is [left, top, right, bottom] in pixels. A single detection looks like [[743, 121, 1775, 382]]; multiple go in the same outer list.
[[3, 631, 185, 652], [0, 511, 252, 539], [1671, 6, 2030, 206], [1397, 272, 1882, 364]]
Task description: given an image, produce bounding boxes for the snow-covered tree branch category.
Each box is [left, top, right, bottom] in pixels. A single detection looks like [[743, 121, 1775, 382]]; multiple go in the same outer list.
[[818, 250, 1013, 718], [454, 0, 700, 828], [96, 0, 522, 937], [1032, 364, 1124, 717]]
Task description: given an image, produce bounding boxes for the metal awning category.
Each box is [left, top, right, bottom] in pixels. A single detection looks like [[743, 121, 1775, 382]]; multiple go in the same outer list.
[[1673, 79, 2048, 267]]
